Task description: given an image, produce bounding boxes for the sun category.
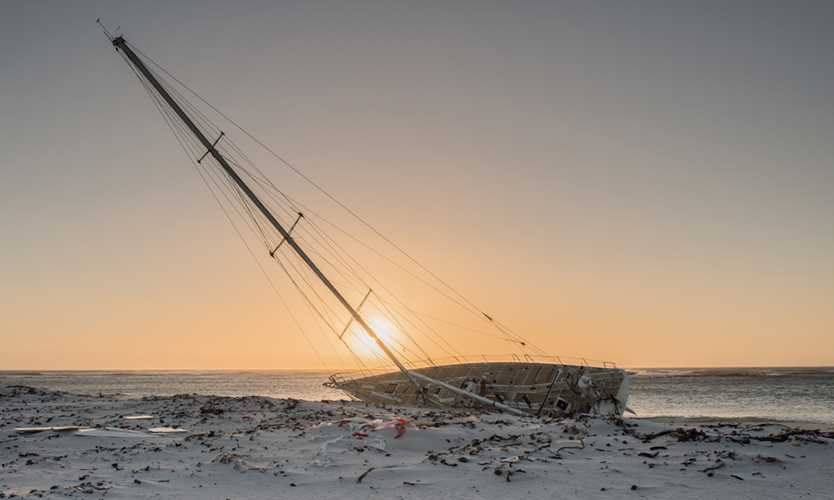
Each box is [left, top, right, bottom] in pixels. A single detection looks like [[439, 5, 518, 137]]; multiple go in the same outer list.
[[344, 315, 402, 364]]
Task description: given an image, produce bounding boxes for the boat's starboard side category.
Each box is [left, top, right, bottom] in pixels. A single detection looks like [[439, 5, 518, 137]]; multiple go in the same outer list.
[[327, 361, 629, 417]]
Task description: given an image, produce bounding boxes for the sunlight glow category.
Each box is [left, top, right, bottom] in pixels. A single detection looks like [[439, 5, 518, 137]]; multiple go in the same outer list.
[[345, 316, 402, 363]]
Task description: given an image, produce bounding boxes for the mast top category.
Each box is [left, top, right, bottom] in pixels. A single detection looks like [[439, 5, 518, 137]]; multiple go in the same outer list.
[[96, 18, 119, 43]]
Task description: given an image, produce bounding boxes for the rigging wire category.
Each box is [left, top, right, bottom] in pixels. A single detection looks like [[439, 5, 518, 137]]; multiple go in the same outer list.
[[127, 41, 539, 350], [301, 216, 468, 358], [149, 78, 361, 360], [196, 124, 519, 353], [120, 41, 547, 371], [118, 47, 339, 372]]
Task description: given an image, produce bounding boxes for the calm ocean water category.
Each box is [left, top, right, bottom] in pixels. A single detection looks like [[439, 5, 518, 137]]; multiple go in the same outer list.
[[2, 368, 833, 424]]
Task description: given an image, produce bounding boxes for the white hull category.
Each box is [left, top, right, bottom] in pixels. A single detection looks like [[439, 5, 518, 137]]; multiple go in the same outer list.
[[327, 360, 629, 417]]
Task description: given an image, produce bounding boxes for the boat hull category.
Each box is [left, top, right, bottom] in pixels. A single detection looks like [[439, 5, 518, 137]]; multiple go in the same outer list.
[[327, 361, 629, 417]]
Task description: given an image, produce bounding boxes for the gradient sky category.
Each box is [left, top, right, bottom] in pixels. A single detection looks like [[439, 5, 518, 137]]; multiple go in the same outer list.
[[2, 1, 833, 370]]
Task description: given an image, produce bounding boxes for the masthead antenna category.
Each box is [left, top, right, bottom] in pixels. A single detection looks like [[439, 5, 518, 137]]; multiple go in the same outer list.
[[96, 18, 116, 42]]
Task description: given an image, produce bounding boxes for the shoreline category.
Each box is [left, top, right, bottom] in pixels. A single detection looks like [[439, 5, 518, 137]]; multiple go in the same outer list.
[[6, 381, 834, 430], [2, 385, 833, 499], [635, 416, 834, 432]]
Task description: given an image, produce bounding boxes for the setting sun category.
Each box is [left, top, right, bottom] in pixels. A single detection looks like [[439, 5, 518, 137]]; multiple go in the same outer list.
[[343, 316, 404, 364], [2, 3, 834, 498]]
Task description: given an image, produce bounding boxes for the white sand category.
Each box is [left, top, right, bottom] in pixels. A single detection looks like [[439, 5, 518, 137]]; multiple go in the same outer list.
[[1, 385, 832, 499]]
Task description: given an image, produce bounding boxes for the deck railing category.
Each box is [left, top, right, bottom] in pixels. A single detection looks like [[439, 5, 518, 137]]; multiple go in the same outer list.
[[328, 353, 618, 385]]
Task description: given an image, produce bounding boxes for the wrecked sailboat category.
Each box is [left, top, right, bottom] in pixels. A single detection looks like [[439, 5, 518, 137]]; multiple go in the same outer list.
[[328, 357, 629, 417], [103, 27, 629, 418]]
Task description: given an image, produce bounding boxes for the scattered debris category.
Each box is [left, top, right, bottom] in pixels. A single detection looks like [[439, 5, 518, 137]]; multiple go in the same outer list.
[[753, 454, 783, 464], [700, 461, 726, 474], [1, 385, 832, 498], [356, 467, 375, 484], [637, 427, 707, 443], [76, 428, 151, 439], [148, 427, 188, 434], [15, 426, 88, 434]]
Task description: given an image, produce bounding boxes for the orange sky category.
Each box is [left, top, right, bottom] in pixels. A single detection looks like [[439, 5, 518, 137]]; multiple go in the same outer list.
[[2, 1, 833, 370]]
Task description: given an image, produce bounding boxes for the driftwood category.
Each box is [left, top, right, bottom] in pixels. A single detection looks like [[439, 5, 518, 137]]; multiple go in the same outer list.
[[636, 427, 707, 443], [638, 429, 675, 442], [751, 429, 833, 444], [356, 467, 375, 483], [700, 461, 726, 474], [554, 439, 585, 454], [753, 454, 783, 464]]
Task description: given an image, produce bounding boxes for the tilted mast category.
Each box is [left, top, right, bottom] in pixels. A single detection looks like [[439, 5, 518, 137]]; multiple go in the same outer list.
[[108, 33, 528, 416], [111, 35, 419, 388]]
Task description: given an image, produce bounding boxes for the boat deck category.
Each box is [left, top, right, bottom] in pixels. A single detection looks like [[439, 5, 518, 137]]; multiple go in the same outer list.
[[328, 357, 628, 416]]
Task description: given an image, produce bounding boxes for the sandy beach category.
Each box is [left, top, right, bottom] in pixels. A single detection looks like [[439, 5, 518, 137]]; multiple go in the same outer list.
[[1, 385, 832, 499]]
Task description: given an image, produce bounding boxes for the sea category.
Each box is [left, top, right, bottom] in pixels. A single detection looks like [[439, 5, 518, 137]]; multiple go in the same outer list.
[[2, 367, 833, 425]]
